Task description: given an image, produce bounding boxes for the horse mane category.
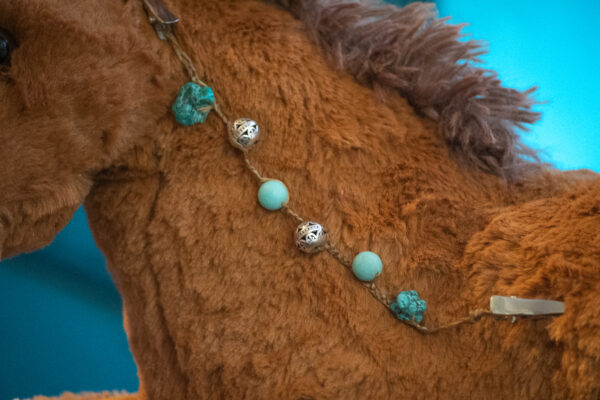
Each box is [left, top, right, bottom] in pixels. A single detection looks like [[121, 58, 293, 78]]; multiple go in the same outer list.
[[273, 0, 541, 177]]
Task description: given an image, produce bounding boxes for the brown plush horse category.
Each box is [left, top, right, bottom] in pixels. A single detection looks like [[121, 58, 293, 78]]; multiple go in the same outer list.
[[1, 0, 599, 399]]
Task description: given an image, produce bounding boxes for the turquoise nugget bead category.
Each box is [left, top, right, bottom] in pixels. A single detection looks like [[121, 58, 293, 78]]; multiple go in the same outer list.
[[352, 251, 382, 281], [391, 290, 427, 323], [172, 82, 215, 126], [258, 180, 289, 211]]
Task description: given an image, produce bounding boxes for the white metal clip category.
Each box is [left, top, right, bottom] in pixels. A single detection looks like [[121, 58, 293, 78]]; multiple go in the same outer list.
[[490, 295, 565, 317]]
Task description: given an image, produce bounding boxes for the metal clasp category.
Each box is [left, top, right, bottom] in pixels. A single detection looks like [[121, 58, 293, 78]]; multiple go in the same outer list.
[[143, 0, 179, 40], [490, 295, 565, 316]]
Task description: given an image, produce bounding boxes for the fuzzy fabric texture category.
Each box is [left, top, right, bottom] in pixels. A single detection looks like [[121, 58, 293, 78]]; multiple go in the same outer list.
[[275, 0, 541, 176], [1, 0, 599, 399]]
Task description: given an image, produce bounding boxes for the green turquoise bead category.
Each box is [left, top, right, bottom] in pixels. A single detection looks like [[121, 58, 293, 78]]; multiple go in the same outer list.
[[172, 82, 215, 126], [391, 290, 427, 323], [258, 180, 289, 211], [352, 251, 382, 281]]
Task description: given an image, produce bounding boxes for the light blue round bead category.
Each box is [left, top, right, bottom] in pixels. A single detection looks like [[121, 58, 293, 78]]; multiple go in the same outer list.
[[352, 251, 382, 281], [258, 180, 289, 211]]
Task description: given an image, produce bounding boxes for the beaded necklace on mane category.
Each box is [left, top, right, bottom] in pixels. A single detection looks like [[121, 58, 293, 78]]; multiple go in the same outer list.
[[142, 0, 565, 334]]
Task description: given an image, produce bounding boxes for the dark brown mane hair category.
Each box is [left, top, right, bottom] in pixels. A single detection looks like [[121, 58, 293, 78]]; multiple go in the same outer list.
[[275, 0, 541, 177]]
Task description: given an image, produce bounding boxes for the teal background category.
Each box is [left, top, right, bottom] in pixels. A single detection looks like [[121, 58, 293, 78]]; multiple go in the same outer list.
[[0, 209, 138, 398], [1, 1, 599, 398], [434, 0, 600, 172]]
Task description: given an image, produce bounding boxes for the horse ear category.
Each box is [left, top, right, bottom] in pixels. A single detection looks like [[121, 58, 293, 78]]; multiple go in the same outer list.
[[271, 0, 541, 177]]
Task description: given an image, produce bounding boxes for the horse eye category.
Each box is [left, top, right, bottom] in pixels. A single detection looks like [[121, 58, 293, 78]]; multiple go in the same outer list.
[[0, 28, 18, 66]]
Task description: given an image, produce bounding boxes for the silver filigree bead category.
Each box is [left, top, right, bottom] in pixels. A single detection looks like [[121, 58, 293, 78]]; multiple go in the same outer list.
[[229, 118, 260, 150], [295, 221, 328, 253]]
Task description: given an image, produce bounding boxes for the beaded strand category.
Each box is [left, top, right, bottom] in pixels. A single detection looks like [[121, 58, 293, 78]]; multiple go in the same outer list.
[[167, 27, 429, 324], [158, 22, 562, 334], [225, 113, 427, 324]]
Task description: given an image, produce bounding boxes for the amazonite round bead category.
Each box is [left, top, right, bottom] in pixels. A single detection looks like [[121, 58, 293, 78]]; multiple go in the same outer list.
[[258, 180, 289, 210], [352, 251, 382, 282]]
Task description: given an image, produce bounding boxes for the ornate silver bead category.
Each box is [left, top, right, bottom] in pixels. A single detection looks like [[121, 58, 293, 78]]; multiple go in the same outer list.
[[229, 118, 260, 150], [295, 221, 328, 253]]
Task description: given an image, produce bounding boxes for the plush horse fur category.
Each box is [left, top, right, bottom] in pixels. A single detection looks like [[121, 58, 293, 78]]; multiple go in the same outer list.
[[1, 0, 599, 399], [274, 0, 541, 176]]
